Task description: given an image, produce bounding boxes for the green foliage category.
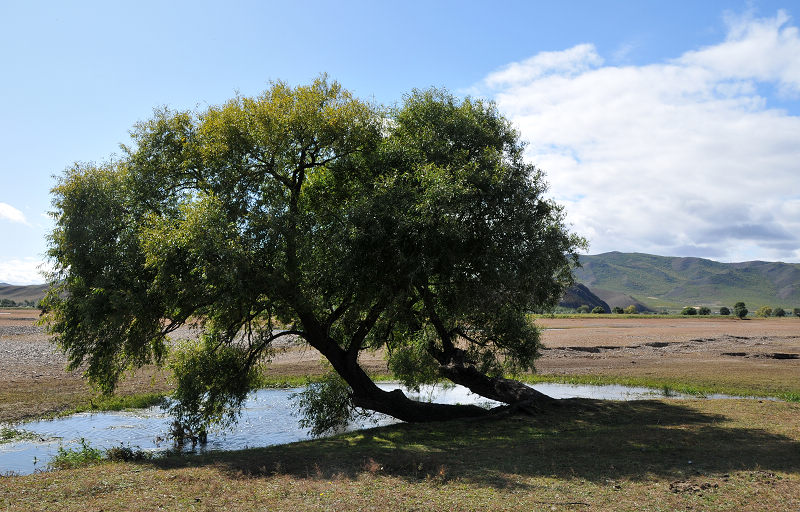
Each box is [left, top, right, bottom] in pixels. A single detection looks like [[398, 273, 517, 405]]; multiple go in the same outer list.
[[680, 306, 697, 315], [719, 306, 730, 316], [773, 307, 786, 317], [697, 306, 711, 315], [291, 371, 370, 437], [49, 438, 104, 470], [591, 306, 604, 314], [794, 308, 800, 318], [611, 306, 624, 314], [42, 76, 584, 427], [577, 305, 591, 314], [754, 306, 772, 318], [386, 328, 441, 391], [623, 305, 637, 314], [166, 336, 261, 438], [734, 302, 748, 319]]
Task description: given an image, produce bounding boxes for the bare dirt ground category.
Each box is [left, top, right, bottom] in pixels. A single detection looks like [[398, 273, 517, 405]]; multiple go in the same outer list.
[[1, 309, 798, 422], [534, 316, 800, 393]]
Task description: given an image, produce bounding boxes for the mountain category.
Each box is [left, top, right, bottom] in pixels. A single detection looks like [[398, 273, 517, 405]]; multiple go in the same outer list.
[[0, 283, 48, 304], [575, 252, 800, 310], [558, 283, 610, 312]]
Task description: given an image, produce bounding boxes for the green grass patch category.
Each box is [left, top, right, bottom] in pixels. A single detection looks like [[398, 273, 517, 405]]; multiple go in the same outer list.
[[521, 374, 800, 402]]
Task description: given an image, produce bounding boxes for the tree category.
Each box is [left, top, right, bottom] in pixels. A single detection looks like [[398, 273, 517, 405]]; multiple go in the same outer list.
[[611, 306, 624, 314], [680, 306, 697, 316], [576, 305, 591, 314], [697, 306, 711, 315], [591, 306, 604, 314], [754, 306, 772, 318], [623, 305, 637, 314], [719, 306, 730, 316], [734, 302, 748, 319], [794, 308, 800, 318], [773, 307, 786, 317], [42, 78, 584, 435]]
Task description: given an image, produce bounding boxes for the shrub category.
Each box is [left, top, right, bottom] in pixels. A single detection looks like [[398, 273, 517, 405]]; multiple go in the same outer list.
[[794, 308, 800, 318], [623, 305, 638, 314], [697, 306, 711, 315], [719, 306, 730, 316], [680, 306, 697, 315], [591, 306, 605, 314], [755, 306, 772, 318], [576, 305, 590, 314], [734, 302, 748, 319], [773, 307, 786, 317], [611, 306, 624, 314]]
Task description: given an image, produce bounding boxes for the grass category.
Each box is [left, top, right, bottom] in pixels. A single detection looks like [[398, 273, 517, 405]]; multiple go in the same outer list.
[[3, 398, 799, 511], [519, 374, 800, 403]]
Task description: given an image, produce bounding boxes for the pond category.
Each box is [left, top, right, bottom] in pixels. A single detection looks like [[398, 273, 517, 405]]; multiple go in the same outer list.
[[0, 382, 728, 476]]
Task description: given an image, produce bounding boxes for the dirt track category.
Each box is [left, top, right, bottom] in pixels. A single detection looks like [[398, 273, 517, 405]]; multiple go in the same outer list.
[[1, 310, 798, 422]]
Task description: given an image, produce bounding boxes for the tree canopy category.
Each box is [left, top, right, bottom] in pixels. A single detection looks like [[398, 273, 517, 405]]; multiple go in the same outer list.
[[43, 77, 584, 436]]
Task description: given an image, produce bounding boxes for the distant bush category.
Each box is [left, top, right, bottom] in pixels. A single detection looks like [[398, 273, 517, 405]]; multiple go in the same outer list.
[[612, 306, 624, 314], [719, 306, 730, 316], [755, 306, 772, 318], [576, 305, 590, 314], [773, 307, 786, 317], [680, 306, 697, 315], [623, 305, 638, 314], [591, 306, 605, 314], [794, 308, 800, 318], [697, 306, 711, 315], [734, 302, 748, 319]]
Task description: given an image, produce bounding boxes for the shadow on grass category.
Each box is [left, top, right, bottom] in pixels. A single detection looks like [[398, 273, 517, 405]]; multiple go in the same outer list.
[[144, 399, 800, 489]]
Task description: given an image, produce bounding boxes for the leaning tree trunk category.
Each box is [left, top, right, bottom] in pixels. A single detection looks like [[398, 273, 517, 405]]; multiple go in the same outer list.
[[308, 333, 552, 423]]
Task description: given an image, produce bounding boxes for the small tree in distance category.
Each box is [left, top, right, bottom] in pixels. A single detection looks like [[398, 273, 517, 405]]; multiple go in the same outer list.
[[612, 306, 624, 314], [623, 305, 638, 314], [591, 306, 605, 314], [773, 307, 786, 317], [680, 306, 697, 315], [719, 306, 730, 316], [697, 306, 711, 315], [577, 305, 591, 314], [734, 302, 748, 319], [793, 308, 800, 318], [755, 306, 773, 318]]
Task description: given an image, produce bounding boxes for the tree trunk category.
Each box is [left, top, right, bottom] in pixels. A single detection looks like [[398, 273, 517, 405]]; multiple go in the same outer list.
[[312, 334, 493, 422]]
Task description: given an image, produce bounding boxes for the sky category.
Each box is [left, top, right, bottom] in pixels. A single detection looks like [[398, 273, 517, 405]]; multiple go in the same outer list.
[[1, 0, 799, 284]]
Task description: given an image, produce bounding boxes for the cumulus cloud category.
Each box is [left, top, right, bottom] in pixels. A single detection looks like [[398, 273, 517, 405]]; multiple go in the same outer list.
[[0, 203, 29, 225], [0, 258, 48, 285], [478, 11, 800, 263]]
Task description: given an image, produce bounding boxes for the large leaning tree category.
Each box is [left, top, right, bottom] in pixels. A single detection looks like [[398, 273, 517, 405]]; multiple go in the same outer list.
[[42, 76, 584, 436]]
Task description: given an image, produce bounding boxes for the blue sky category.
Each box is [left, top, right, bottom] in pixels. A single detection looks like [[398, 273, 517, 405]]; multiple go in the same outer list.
[[1, 0, 799, 284]]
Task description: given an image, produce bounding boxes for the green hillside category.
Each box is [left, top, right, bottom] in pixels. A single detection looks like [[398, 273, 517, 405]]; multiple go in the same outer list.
[[575, 252, 800, 311]]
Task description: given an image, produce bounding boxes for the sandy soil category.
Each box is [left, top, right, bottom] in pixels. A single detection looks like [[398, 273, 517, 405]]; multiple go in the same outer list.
[[1, 309, 798, 421]]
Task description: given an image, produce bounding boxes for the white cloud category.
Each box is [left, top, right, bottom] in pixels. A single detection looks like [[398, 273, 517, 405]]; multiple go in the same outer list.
[[478, 11, 800, 263], [0, 203, 29, 225], [0, 258, 48, 285]]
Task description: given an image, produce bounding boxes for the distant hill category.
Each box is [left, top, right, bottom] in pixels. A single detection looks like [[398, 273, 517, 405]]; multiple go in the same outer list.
[[590, 288, 654, 313], [0, 283, 48, 304], [575, 252, 800, 311], [558, 283, 610, 312]]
